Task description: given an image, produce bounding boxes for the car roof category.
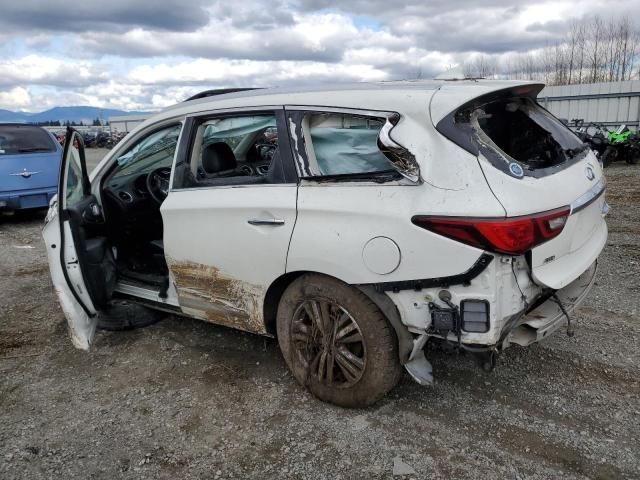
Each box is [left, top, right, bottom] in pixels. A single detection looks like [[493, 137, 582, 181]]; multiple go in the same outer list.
[[138, 79, 540, 130]]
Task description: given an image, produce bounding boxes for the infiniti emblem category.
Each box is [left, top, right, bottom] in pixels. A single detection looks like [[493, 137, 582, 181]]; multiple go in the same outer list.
[[509, 162, 524, 177], [9, 168, 40, 179], [585, 166, 595, 181]]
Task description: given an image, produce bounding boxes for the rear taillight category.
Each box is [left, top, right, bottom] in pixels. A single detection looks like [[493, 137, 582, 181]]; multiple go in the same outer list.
[[412, 207, 570, 255]]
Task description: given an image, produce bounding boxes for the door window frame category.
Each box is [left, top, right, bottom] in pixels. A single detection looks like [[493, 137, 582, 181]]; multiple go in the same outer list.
[[60, 128, 91, 211], [57, 127, 99, 317], [170, 106, 298, 191], [284, 105, 421, 183]]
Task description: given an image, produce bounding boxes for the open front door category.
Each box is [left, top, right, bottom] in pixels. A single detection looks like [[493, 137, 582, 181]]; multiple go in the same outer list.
[[43, 128, 116, 350]]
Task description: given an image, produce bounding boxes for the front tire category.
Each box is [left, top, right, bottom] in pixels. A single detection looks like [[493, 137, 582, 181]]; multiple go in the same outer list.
[[97, 300, 166, 331], [277, 273, 402, 407]]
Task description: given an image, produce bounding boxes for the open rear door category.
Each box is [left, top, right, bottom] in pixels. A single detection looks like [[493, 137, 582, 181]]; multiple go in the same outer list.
[[43, 128, 116, 350]]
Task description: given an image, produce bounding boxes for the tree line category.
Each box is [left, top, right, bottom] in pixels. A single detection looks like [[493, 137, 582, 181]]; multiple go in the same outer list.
[[33, 118, 108, 127], [463, 15, 639, 85]]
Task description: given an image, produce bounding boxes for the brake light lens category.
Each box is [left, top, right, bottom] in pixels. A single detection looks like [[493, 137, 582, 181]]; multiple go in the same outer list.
[[412, 207, 571, 255]]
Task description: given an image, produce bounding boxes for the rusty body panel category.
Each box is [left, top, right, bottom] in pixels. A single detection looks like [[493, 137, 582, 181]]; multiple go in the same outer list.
[[167, 258, 266, 334]]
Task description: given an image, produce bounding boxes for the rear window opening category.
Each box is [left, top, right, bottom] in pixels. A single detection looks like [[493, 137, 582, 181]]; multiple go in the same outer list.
[[436, 86, 588, 179], [471, 98, 585, 171]]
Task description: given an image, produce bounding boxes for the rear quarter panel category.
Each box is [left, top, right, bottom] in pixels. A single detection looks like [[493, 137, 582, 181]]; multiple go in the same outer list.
[[286, 104, 506, 286]]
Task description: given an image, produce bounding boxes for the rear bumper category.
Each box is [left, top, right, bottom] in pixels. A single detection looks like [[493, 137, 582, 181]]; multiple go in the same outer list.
[[502, 260, 597, 348], [0, 186, 57, 211], [385, 253, 599, 350]]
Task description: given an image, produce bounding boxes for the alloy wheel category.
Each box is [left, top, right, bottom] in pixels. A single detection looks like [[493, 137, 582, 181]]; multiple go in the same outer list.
[[291, 299, 366, 388]]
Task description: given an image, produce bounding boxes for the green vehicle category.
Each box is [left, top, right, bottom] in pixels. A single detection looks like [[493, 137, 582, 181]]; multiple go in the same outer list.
[[600, 124, 639, 167]]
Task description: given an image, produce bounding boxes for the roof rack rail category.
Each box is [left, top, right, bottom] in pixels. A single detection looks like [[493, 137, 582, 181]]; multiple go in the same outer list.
[[184, 88, 262, 102]]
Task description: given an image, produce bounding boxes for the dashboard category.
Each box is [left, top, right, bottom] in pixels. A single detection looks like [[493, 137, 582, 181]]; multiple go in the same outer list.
[[103, 171, 157, 213]]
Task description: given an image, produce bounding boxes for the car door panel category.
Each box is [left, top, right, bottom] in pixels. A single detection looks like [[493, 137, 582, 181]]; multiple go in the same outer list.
[[162, 185, 296, 333], [43, 216, 97, 350], [63, 193, 116, 309], [161, 108, 298, 334], [43, 128, 116, 350]]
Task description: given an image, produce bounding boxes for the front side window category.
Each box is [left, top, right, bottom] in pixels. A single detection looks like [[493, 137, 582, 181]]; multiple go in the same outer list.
[[174, 113, 285, 188], [64, 138, 85, 206], [110, 124, 181, 181]]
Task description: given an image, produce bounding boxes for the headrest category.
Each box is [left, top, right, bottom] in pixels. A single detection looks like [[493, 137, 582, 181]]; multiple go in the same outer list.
[[202, 142, 237, 174]]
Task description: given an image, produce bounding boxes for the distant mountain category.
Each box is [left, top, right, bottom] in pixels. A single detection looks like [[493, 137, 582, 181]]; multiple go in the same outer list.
[[0, 106, 148, 124]]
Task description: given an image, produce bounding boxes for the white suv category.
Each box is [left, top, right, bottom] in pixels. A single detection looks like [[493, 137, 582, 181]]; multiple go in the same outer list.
[[43, 81, 608, 407]]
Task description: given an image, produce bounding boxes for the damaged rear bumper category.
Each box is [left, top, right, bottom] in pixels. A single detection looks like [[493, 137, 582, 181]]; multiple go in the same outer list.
[[380, 254, 598, 381], [501, 260, 597, 349]]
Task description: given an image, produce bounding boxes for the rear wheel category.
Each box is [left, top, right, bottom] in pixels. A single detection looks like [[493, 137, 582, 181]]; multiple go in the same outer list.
[[277, 273, 402, 407]]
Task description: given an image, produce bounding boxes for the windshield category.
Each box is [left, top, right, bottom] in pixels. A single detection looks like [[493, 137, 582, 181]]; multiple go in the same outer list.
[[114, 124, 181, 177], [0, 125, 56, 155]]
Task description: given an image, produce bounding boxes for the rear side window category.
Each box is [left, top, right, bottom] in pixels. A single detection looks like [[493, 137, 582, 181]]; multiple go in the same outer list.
[[304, 113, 394, 176], [0, 125, 56, 155]]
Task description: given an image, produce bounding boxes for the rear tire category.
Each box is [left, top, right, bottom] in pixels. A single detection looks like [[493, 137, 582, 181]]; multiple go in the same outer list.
[[97, 300, 166, 331], [277, 273, 402, 407]]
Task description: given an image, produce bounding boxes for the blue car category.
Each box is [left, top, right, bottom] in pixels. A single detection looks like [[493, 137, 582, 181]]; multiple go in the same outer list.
[[0, 123, 62, 212]]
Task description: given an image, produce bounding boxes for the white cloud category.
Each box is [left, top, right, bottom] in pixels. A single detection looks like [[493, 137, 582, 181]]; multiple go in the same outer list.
[[126, 57, 388, 86], [0, 0, 637, 111], [0, 87, 32, 109], [0, 55, 106, 88]]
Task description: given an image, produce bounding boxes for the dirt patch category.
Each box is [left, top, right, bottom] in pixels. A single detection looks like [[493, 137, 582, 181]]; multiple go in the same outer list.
[[167, 258, 266, 334], [0, 333, 36, 355], [14, 264, 50, 276]]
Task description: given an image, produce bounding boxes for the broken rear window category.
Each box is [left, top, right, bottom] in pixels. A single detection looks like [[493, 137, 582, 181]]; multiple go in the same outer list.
[[472, 98, 585, 171], [437, 89, 587, 178]]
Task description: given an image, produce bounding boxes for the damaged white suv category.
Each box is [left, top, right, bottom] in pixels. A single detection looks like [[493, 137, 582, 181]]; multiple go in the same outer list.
[[44, 81, 607, 407]]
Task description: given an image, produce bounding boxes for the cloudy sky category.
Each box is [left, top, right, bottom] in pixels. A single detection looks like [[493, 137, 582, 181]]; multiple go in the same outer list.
[[0, 0, 637, 112]]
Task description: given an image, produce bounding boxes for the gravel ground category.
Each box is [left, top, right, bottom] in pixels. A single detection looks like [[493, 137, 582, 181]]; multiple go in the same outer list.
[[0, 153, 638, 479]]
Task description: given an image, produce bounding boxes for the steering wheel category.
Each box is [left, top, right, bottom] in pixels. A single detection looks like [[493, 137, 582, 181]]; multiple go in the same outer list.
[[256, 143, 277, 161], [146, 167, 171, 204]]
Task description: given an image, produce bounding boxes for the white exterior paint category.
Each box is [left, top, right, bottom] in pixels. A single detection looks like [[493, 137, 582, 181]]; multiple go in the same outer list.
[[362, 237, 401, 275], [161, 184, 297, 332], [44, 80, 607, 372], [42, 207, 97, 350]]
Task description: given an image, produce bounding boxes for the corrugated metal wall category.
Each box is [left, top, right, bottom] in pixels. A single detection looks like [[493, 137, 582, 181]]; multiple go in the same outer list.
[[108, 115, 148, 133], [538, 80, 640, 131]]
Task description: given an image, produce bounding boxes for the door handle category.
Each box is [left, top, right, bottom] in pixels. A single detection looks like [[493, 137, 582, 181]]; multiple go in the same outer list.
[[248, 218, 285, 226]]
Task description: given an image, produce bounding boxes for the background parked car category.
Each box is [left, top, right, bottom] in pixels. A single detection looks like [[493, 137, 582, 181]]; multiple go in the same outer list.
[[0, 123, 62, 212]]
